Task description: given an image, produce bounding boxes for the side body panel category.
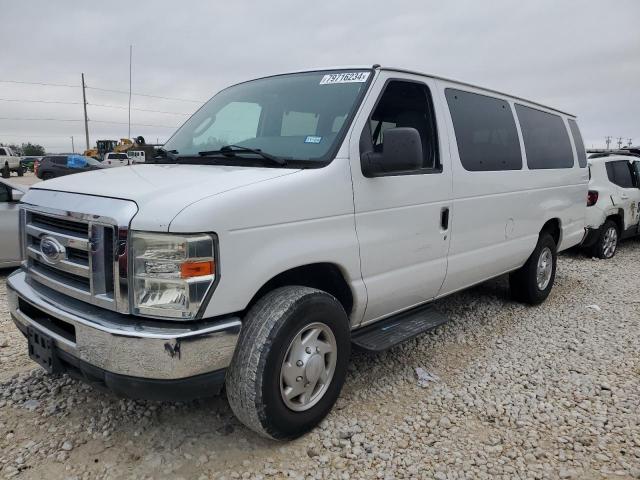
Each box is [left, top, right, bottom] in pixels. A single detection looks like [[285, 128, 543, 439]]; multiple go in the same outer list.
[[436, 80, 588, 297]]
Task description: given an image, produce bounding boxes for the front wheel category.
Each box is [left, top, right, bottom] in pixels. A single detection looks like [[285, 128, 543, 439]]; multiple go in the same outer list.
[[226, 286, 350, 440], [509, 232, 557, 305]]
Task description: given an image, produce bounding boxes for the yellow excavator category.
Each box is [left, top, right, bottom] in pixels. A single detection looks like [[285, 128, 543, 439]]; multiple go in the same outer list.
[[84, 137, 156, 163], [84, 138, 136, 161]]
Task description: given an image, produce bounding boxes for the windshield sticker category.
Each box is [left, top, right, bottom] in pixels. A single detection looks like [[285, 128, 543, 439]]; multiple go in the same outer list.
[[320, 72, 370, 85], [304, 136, 322, 144]]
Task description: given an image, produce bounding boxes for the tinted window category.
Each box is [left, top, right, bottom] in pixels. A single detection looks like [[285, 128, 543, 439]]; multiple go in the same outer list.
[[515, 104, 574, 169], [0, 148, 7, 156], [364, 80, 439, 172], [606, 161, 634, 188], [445, 89, 522, 171], [53, 157, 67, 165], [567, 119, 587, 168]]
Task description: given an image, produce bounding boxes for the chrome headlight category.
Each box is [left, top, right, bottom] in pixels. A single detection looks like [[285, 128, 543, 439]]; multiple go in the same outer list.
[[131, 232, 216, 320]]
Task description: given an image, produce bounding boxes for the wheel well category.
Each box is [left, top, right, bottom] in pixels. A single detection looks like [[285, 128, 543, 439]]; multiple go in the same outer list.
[[541, 218, 561, 246], [248, 263, 354, 315], [606, 212, 623, 231]]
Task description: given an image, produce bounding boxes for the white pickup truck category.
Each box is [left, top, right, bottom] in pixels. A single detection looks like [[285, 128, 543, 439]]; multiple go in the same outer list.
[[0, 146, 24, 178], [7, 66, 588, 440], [102, 152, 131, 167]]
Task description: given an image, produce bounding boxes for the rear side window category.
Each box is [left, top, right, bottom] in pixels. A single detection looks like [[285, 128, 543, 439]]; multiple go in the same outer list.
[[0, 148, 7, 156], [567, 119, 587, 168], [445, 89, 522, 171], [53, 157, 67, 165], [606, 161, 635, 188], [515, 104, 574, 169]]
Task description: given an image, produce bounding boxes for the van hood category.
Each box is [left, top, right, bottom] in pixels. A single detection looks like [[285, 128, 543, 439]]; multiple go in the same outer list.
[[30, 163, 300, 230]]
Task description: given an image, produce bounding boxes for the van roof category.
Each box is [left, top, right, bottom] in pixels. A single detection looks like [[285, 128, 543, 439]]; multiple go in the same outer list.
[[271, 65, 576, 118]]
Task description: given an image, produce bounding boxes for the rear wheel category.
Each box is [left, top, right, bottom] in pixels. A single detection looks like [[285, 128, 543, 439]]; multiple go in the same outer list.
[[592, 220, 618, 259], [17, 166, 24, 177], [41, 171, 54, 180], [226, 286, 350, 440], [509, 232, 557, 305]]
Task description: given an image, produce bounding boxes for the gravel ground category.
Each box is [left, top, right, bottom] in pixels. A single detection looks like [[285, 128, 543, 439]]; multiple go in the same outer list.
[[1, 242, 639, 479]]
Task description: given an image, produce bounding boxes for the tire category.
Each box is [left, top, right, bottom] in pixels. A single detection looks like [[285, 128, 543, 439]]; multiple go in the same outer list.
[[226, 286, 350, 440], [41, 171, 54, 180], [17, 167, 24, 177], [509, 232, 557, 305], [592, 220, 619, 259]]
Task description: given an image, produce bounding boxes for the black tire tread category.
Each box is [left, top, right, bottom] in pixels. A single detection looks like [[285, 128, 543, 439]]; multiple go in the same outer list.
[[226, 286, 340, 439], [509, 232, 556, 305]]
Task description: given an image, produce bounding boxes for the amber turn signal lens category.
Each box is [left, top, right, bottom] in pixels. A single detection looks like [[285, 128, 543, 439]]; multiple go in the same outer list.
[[180, 260, 214, 278]]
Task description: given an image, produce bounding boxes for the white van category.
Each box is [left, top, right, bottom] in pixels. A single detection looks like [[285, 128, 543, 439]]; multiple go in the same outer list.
[[7, 66, 588, 440], [127, 150, 146, 164]]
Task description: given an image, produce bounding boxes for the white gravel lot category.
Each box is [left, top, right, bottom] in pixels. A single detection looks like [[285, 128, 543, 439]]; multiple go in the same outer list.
[[1, 242, 639, 479]]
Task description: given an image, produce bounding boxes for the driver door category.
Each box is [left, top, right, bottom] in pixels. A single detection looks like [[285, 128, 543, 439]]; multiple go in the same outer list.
[[349, 73, 452, 325]]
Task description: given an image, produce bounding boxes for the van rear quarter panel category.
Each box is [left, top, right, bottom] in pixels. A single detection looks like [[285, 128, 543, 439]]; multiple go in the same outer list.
[[435, 79, 588, 296]]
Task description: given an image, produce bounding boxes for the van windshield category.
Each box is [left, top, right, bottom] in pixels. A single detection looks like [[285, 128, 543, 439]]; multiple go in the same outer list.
[[163, 69, 372, 165]]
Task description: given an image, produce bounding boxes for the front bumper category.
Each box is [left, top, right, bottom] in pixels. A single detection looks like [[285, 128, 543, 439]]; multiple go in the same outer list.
[[7, 269, 241, 400]]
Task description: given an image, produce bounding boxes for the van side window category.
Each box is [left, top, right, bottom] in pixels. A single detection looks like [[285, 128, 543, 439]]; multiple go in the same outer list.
[[515, 104, 574, 169], [567, 119, 587, 168], [0, 148, 7, 156], [445, 89, 522, 171], [364, 80, 439, 172], [606, 161, 635, 188]]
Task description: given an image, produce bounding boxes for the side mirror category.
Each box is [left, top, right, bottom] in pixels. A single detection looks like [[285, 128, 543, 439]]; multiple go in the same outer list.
[[361, 127, 423, 177], [12, 189, 24, 202]]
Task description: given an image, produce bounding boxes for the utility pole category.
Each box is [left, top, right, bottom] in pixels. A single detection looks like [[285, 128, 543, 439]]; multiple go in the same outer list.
[[82, 73, 90, 150], [70, 136, 75, 153], [617, 137, 624, 149], [128, 45, 132, 139], [628, 138, 633, 147], [605, 136, 612, 150]]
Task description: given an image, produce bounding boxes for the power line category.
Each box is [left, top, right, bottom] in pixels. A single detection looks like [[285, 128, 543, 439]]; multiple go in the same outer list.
[[86, 85, 203, 103], [89, 103, 190, 115], [0, 78, 204, 103], [0, 117, 177, 128], [0, 97, 191, 115], [0, 98, 82, 106], [0, 79, 78, 88]]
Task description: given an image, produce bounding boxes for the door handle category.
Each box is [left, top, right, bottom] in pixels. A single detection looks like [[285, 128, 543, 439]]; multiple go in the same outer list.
[[621, 194, 629, 200], [441, 207, 450, 230]]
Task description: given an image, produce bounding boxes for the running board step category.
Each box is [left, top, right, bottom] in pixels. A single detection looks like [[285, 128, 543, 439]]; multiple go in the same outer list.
[[351, 305, 448, 352]]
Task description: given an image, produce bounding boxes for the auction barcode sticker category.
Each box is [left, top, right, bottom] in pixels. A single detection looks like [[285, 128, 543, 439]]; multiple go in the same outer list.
[[320, 72, 370, 85]]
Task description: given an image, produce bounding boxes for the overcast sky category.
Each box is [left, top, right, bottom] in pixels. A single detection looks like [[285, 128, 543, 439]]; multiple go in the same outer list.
[[0, 0, 638, 152]]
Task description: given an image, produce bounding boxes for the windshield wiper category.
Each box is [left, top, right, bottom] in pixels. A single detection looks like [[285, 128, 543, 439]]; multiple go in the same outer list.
[[198, 145, 286, 166], [154, 147, 179, 161]]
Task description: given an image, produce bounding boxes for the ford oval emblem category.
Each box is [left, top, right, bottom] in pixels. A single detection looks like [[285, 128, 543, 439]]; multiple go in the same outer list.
[[40, 236, 66, 264]]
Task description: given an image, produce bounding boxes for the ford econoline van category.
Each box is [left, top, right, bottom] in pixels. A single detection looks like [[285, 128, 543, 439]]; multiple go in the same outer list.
[[7, 65, 588, 439]]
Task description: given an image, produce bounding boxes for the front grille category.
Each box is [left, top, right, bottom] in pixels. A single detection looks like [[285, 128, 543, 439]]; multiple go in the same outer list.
[[24, 209, 118, 310]]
